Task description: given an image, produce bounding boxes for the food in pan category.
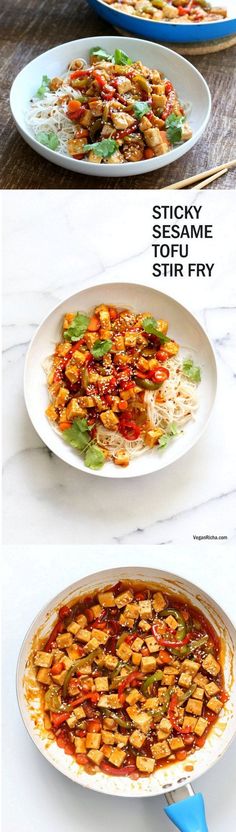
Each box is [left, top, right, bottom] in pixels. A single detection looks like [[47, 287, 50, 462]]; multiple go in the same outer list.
[[32, 581, 228, 778], [45, 304, 201, 469], [102, 1, 227, 24], [28, 47, 192, 163]]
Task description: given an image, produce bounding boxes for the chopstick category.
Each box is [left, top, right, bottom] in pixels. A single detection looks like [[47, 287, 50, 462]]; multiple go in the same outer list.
[[191, 168, 228, 190], [161, 159, 236, 190]]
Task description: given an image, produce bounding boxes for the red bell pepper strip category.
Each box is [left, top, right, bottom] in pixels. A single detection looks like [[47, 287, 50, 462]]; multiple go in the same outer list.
[[100, 761, 137, 776], [44, 620, 64, 652], [168, 694, 193, 734], [51, 691, 99, 726], [70, 69, 92, 79], [93, 71, 106, 89], [152, 623, 192, 649], [118, 670, 144, 700]]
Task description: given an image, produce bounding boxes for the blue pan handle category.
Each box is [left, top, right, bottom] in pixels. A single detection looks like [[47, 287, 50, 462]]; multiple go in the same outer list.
[[164, 784, 208, 832]]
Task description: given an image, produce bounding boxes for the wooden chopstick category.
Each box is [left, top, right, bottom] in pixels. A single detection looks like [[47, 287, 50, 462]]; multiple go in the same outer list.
[[161, 159, 236, 190], [191, 168, 228, 190]]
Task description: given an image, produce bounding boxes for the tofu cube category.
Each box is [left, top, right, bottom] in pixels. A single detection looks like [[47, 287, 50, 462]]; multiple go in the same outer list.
[[182, 716, 197, 731], [126, 707, 152, 735], [116, 590, 134, 609], [143, 697, 159, 710], [98, 695, 122, 709], [76, 614, 88, 629], [145, 636, 160, 654], [103, 655, 119, 671], [207, 697, 222, 714], [125, 689, 141, 706], [75, 737, 86, 753], [87, 749, 104, 765], [182, 660, 200, 677], [95, 677, 109, 692], [169, 737, 184, 751], [34, 651, 53, 668], [91, 604, 102, 618], [205, 682, 219, 698], [116, 642, 133, 662], [194, 718, 208, 737], [125, 603, 139, 620], [73, 706, 86, 719], [152, 740, 171, 760], [179, 672, 193, 689], [132, 652, 142, 666], [165, 615, 179, 631], [152, 592, 166, 613], [141, 656, 157, 674], [66, 715, 77, 728], [108, 748, 126, 768], [136, 756, 155, 774], [56, 633, 73, 648], [194, 687, 205, 701], [37, 668, 51, 684], [139, 620, 151, 632], [186, 698, 203, 717], [115, 733, 128, 748], [130, 730, 146, 749], [202, 654, 221, 677], [158, 718, 172, 737], [132, 637, 144, 652], [85, 638, 100, 653], [101, 731, 116, 746], [100, 410, 119, 431], [92, 629, 109, 645], [67, 621, 80, 635], [86, 733, 101, 750], [98, 592, 116, 608], [138, 600, 152, 619], [162, 673, 176, 687], [194, 673, 207, 690], [77, 629, 93, 644]]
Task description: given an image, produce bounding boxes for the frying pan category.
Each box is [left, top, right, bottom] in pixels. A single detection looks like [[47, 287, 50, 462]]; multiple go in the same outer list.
[[17, 567, 236, 831]]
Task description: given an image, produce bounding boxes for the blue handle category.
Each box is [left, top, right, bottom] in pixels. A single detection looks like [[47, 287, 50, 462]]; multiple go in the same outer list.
[[165, 793, 208, 832]]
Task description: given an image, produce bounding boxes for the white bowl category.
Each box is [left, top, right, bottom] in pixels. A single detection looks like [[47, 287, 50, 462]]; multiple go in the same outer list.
[[10, 36, 211, 178], [24, 280, 217, 479], [17, 565, 236, 798]]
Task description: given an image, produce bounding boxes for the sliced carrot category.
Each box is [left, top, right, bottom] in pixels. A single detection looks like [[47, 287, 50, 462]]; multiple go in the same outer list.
[[59, 422, 71, 431], [109, 307, 118, 321], [176, 750, 187, 761], [158, 649, 172, 665], [88, 315, 100, 332], [144, 148, 155, 159], [118, 401, 128, 411]]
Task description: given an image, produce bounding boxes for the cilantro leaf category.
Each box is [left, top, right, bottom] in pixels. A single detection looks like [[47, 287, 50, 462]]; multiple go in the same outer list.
[[165, 113, 185, 145], [142, 317, 170, 343], [82, 139, 118, 158], [114, 49, 132, 66], [91, 339, 112, 359], [85, 444, 105, 470], [35, 75, 51, 98], [64, 313, 90, 342], [182, 358, 201, 384], [133, 101, 151, 120], [89, 47, 113, 61], [63, 419, 91, 451], [37, 131, 59, 151], [158, 423, 179, 450]]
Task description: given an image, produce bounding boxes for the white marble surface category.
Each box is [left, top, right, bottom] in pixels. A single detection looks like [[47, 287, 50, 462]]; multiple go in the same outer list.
[[2, 190, 236, 545], [3, 545, 236, 832]]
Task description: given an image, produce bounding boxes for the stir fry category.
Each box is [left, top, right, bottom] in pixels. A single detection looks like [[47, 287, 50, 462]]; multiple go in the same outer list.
[[103, 0, 227, 23], [33, 581, 227, 778], [45, 304, 201, 469], [28, 47, 192, 163]]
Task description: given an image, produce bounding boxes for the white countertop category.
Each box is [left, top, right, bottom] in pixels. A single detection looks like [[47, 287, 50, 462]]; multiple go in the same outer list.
[[3, 544, 236, 832], [2, 189, 236, 545]]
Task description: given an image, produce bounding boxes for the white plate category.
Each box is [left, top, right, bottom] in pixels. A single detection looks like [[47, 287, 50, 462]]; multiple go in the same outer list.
[[16, 566, 236, 798], [24, 280, 217, 479], [10, 36, 211, 178]]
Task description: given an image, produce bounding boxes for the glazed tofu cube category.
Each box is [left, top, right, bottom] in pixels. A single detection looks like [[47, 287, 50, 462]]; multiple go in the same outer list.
[[202, 654, 221, 677], [207, 697, 222, 714], [152, 740, 171, 760], [152, 592, 166, 613], [86, 733, 101, 750], [108, 748, 126, 768], [126, 707, 152, 735], [116, 76, 132, 95], [145, 636, 160, 654], [179, 672, 193, 689], [130, 730, 146, 749], [186, 698, 203, 717], [194, 673, 208, 690], [182, 716, 197, 731], [87, 749, 104, 765], [136, 756, 155, 774], [72, 706, 85, 720], [124, 332, 137, 348], [116, 642, 133, 662], [34, 651, 53, 668], [143, 697, 159, 710], [64, 364, 80, 384], [75, 737, 86, 753], [76, 629, 92, 644], [158, 718, 172, 737], [55, 387, 70, 408], [162, 672, 176, 686], [169, 737, 184, 751], [132, 652, 142, 666], [76, 614, 88, 630], [194, 718, 208, 737], [100, 410, 119, 431], [115, 733, 128, 748], [158, 687, 168, 702], [66, 715, 77, 728], [91, 629, 109, 645], [145, 429, 163, 448], [95, 677, 109, 692], [37, 668, 51, 684], [165, 615, 179, 631], [138, 600, 152, 619], [101, 730, 116, 746], [205, 682, 219, 698], [132, 637, 144, 652], [91, 604, 102, 618], [67, 621, 80, 635], [139, 620, 151, 632], [77, 662, 92, 676], [56, 633, 73, 648], [98, 695, 122, 709], [98, 592, 116, 608], [194, 687, 205, 701], [85, 638, 100, 653], [182, 660, 200, 677], [103, 655, 119, 671], [141, 656, 157, 674], [126, 689, 142, 706], [144, 128, 161, 148], [116, 590, 134, 609], [51, 669, 67, 686]]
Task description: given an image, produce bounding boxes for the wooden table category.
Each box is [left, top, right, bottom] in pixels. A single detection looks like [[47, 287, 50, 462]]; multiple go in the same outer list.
[[1, 0, 236, 189]]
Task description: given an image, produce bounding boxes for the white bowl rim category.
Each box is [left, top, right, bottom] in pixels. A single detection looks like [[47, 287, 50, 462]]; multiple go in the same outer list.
[[23, 279, 218, 479]]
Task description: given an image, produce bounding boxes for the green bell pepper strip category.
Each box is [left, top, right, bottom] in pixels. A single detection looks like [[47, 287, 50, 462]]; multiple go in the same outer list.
[[101, 709, 132, 730], [159, 608, 187, 641], [152, 685, 176, 723], [168, 633, 208, 658], [44, 686, 62, 712], [179, 684, 197, 706], [142, 669, 163, 695], [134, 376, 162, 391], [63, 648, 100, 697]]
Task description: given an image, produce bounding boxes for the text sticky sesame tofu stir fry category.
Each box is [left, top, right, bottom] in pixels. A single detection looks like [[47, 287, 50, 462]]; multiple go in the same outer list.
[[45, 305, 201, 470], [28, 47, 192, 163], [102, 1, 227, 24], [33, 582, 228, 778]]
